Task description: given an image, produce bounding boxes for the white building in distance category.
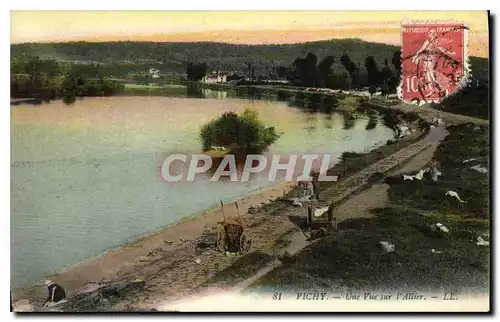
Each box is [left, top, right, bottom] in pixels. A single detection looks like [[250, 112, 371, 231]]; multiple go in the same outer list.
[[202, 71, 227, 83], [149, 68, 161, 79]]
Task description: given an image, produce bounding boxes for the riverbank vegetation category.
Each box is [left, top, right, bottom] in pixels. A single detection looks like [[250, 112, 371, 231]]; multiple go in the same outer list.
[[11, 56, 124, 101], [248, 122, 489, 293], [431, 86, 489, 120]]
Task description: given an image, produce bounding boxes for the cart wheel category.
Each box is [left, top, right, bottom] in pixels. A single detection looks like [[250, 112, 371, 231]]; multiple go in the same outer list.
[[216, 225, 227, 252], [239, 229, 253, 254]]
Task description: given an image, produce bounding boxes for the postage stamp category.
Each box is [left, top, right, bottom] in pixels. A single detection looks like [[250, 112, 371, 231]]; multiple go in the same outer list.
[[399, 22, 469, 104], [10, 11, 489, 314]]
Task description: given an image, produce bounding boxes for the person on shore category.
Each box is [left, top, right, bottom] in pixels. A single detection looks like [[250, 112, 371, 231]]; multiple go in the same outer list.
[[428, 158, 442, 183], [43, 280, 66, 307]]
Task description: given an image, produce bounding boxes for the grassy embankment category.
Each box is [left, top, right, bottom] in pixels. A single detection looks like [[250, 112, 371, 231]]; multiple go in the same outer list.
[[247, 123, 490, 294], [121, 83, 189, 96], [430, 86, 489, 120]]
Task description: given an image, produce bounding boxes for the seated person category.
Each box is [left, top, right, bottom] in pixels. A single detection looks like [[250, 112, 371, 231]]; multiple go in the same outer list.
[[43, 280, 66, 307]]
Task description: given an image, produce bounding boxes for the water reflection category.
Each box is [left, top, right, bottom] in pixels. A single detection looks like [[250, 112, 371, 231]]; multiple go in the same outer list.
[[184, 84, 230, 100], [187, 83, 204, 98], [63, 95, 77, 105], [366, 115, 378, 130], [276, 90, 292, 102], [342, 112, 356, 130]]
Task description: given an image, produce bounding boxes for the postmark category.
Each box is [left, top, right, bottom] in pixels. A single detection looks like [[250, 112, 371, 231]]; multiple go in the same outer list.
[[399, 22, 469, 104]]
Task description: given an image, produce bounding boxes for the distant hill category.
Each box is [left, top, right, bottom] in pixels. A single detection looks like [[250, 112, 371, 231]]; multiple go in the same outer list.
[[11, 39, 489, 79]]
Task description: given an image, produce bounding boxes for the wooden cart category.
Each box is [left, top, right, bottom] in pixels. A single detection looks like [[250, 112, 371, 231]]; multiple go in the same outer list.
[[216, 201, 253, 254]]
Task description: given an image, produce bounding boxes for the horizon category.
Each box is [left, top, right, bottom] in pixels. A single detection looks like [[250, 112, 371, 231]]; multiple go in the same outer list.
[[11, 11, 489, 58]]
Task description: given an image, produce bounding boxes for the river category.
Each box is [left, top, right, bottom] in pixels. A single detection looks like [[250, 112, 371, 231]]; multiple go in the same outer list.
[[11, 90, 394, 287]]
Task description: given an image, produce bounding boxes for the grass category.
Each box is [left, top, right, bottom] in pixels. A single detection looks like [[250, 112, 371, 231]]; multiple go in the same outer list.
[[123, 84, 167, 93], [387, 123, 489, 218], [430, 86, 489, 120], [124, 84, 165, 89], [271, 228, 297, 250], [337, 95, 362, 112], [248, 207, 489, 294], [247, 122, 490, 294]]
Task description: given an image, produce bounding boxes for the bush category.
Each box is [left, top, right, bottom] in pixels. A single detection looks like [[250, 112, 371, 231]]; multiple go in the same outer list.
[[368, 86, 377, 97], [200, 108, 280, 153], [431, 86, 489, 120]]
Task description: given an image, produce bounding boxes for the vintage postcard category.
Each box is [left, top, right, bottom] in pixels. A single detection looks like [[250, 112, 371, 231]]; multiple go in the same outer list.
[[10, 10, 490, 313]]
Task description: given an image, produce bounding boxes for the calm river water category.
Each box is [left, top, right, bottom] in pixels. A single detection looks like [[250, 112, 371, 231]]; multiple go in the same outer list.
[[11, 91, 394, 287]]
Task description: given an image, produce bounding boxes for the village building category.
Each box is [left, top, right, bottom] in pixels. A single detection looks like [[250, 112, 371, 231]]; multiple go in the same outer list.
[[202, 71, 228, 83], [148, 68, 160, 79]]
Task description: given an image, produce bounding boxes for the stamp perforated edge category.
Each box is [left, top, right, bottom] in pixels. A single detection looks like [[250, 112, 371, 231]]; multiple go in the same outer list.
[[397, 19, 471, 106]]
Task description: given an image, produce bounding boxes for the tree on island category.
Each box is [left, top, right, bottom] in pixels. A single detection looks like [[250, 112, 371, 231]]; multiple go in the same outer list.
[[200, 109, 280, 155]]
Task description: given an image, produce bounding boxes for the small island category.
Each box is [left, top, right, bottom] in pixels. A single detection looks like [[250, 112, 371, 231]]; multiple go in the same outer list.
[[200, 108, 281, 158]]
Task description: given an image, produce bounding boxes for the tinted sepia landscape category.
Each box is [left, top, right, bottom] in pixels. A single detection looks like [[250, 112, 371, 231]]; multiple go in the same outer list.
[[10, 10, 490, 312]]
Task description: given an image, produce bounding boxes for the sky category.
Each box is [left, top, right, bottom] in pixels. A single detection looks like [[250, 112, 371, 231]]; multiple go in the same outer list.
[[11, 11, 489, 57]]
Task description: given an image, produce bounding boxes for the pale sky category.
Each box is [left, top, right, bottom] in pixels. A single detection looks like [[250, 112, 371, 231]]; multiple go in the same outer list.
[[11, 11, 489, 57]]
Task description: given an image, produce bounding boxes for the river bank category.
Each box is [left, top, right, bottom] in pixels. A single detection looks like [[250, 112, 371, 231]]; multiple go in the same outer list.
[[11, 179, 296, 306], [12, 92, 488, 312], [12, 107, 428, 311], [123, 82, 489, 125]]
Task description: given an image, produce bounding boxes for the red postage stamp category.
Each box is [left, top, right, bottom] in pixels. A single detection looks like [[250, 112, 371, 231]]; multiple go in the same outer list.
[[399, 22, 469, 104]]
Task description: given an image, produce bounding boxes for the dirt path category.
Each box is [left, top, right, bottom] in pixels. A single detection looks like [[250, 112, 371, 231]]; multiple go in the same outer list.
[[335, 127, 447, 221], [376, 101, 488, 126]]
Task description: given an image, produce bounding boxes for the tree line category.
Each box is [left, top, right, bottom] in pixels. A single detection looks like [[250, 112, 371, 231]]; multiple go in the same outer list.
[[287, 50, 402, 93], [9, 39, 406, 74], [187, 49, 403, 95], [11, 56, 124, 101]]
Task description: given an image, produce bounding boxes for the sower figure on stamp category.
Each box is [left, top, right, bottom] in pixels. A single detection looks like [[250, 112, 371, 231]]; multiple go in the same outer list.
[[412, 29, 455, 98]]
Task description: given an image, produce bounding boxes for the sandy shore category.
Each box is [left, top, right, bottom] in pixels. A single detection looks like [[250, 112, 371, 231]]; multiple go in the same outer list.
[[12, 180, 297, 304]]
